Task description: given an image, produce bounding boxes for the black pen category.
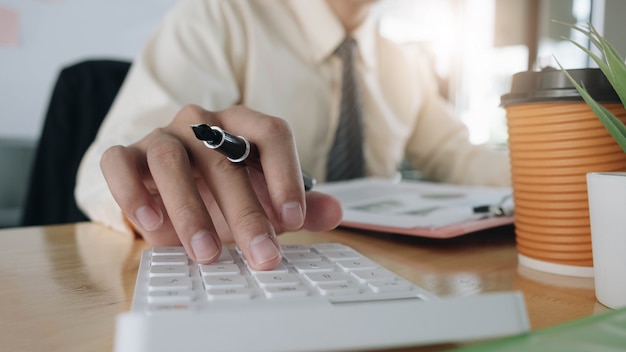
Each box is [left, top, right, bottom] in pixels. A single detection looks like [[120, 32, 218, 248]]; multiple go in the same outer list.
[[472, 205, 507, 217], [474, 194, 515, 217], [191, 124, 316, 191]]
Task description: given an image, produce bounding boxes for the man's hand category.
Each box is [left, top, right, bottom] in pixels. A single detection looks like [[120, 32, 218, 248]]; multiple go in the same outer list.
[[100, 105, 343, 270]]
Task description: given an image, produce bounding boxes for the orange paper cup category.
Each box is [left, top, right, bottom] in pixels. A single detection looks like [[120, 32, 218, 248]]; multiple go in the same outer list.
[[501, 68, 626, 277]]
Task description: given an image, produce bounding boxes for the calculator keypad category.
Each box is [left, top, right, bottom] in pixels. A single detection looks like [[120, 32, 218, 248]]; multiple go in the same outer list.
[[139, 243, 428, 313]]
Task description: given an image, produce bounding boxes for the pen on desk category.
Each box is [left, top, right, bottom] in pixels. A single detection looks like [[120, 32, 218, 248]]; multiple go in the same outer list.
[[190, 124, 316, 191], [473, 205, 505, 217], [472, 203, 513, 217]]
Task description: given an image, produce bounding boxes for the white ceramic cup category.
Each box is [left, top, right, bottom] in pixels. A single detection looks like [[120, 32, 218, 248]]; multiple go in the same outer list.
[[586, 172, 626, 309]]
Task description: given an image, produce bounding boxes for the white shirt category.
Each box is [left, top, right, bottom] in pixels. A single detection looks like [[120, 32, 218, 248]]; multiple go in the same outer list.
[[76, 0, 511, 235]]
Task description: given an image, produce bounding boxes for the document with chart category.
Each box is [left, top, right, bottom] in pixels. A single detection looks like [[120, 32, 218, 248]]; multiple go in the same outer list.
[[316, 177, 515, 238]]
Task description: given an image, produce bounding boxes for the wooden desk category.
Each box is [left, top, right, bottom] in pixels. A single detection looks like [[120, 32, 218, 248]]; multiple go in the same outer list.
[[0, 222, 608, 352]]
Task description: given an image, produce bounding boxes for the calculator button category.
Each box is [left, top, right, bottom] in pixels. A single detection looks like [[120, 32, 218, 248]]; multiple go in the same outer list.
[[207, 288, 255, 301], [149, 265, 189, 277], [323, 250, 361, 261], [335, 258, 378, 272], [280, 244, 311, 253], [148, 290, 194, 304], [368, 280, 414, 293], [292, 261, 335, 273], [246, 263, 289, 274], [350, 269, 396, 283], [152, 247, 187, 256], [311, 243, 349, 252], [263, 286, 309, 298], [203, 275, 249, 289], [316, 282, 362, 296], [253, 273, 301, 287], [151, 255, 188, 266], [283, 252, 323, 263], [304, 272, 351, 285], [199, 263, 240, 276], [148, 277, 193, 291]]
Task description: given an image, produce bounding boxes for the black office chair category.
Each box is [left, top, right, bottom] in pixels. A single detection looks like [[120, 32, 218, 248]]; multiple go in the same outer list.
[[21, 59, 131, 226]]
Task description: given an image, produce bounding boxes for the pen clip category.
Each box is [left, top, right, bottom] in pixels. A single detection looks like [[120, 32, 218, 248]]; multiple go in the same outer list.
[[473, 194, 514, 217]]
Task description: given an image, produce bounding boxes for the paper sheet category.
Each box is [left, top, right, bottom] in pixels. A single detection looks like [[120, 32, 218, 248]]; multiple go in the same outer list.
[[316, 177, 515, 238]]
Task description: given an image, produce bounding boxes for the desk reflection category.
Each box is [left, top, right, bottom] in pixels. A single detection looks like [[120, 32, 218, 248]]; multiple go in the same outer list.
[[0, 223, 145, 352], [515, 263, 608, 328]]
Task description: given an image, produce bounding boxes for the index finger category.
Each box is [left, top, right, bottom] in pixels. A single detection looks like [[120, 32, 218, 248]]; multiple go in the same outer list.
[[171, 106, 285, 270], [217, 106, 307, 232]]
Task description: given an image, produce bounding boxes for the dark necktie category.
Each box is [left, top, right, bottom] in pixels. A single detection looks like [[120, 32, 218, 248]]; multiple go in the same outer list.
[[326, 37, 365, 182]]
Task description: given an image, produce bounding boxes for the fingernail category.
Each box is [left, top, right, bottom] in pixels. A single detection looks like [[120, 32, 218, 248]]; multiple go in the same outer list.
[[281, 202, 304, 230], [190, 230, 220, 263], [134, 205, 163, 231], [249, 234, 281, 266]]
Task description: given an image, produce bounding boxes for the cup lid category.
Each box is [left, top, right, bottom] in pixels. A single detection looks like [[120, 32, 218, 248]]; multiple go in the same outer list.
[[500, 67, 619, 106]]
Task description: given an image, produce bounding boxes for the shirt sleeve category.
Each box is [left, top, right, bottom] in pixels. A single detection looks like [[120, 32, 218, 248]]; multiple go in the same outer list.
[[75, 0, 245, 234]]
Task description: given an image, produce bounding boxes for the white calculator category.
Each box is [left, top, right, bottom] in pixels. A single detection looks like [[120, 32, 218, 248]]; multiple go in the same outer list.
[[114, 243, 530, 352]]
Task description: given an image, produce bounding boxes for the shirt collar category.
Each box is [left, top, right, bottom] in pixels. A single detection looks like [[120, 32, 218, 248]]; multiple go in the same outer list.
[[287, 0, 378, 70]]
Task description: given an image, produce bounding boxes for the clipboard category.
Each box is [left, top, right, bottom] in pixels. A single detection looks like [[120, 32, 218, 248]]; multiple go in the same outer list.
[[315, 178, 515, 239]]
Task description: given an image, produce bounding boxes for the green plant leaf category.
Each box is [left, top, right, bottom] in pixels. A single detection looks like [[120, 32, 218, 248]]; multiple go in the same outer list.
[[556, 21, 626, 153], [578, 96, 626, 154], [562, 37, 611, 73], [557, 20, 603, 54], [557, 59, 626, 153], [561, 22, 626, 107], [589, 22, 624, 62], [596, 44, 626, 104]]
